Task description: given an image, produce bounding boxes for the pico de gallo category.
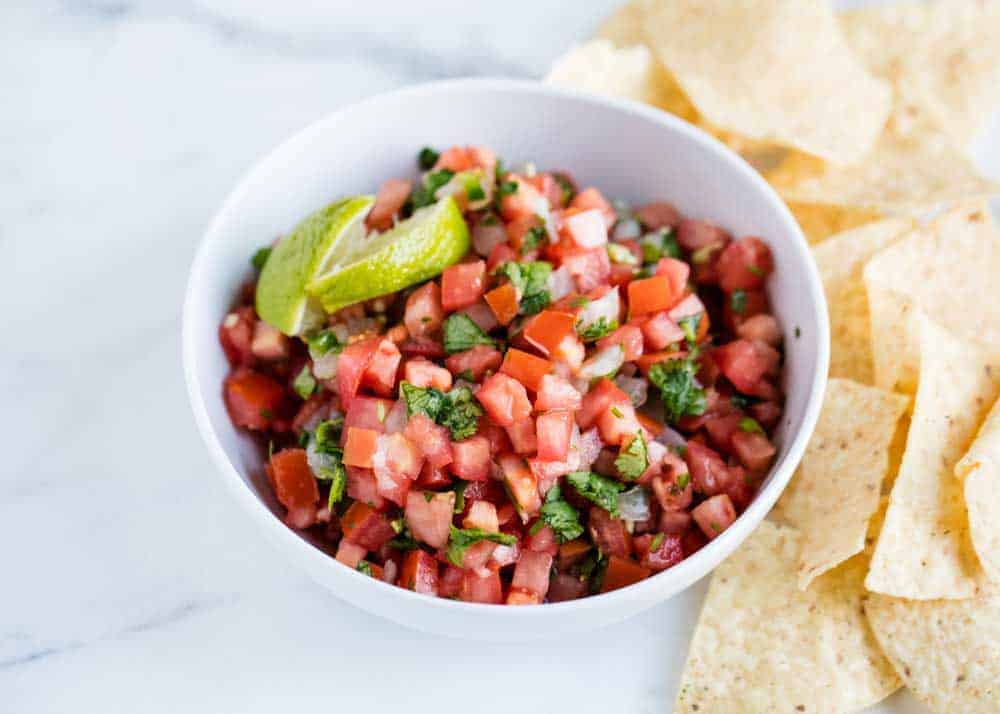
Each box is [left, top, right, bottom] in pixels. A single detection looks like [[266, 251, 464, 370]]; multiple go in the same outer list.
[[220, 144, 783, 605]]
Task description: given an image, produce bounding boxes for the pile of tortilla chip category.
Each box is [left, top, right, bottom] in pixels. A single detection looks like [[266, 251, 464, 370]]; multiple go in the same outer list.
[[547, 2, 1000, 711]]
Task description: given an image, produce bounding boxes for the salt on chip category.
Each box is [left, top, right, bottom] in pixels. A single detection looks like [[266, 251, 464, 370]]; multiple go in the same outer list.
[[865, 316, 999, 600], [864, 202, 1000, 394], [955, 397, 1000, 582], [675, 520, 900, 712], [772, 379, 909, 590], [841, 0, 1000, 150], [639, 0, 891, 166], [812, 218, 913, 384], [865, 586, 1000, 713]]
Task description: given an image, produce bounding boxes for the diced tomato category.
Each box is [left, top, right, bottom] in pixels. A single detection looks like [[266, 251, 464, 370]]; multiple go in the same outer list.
[[463, 500, 500, 532], [403, 413, 453, 468], [731, 430, 776, 472], [667, 294, 709, 340], [557, 539, 593, 570], [343, 427, 379, 468], [536, 410, 573, 461], [569, 187, 616, 228], [635, 202, 681, 230], [561, 248, 610, 292], [750, 401, 783, 430], [551, 334, 585, 372], [651, 469, 694, 512], [506, 588, 542, 605], [588, 507, 632, 558], [361, 338, 401, 397], [634, 533, 684, 571], [435, 145, 497, 174], [459, 568, 503, 604], [676, 218, 731, 252], [337, 336, 378, 409], [400, 336, 446, 360], [417, 461, 452, 489], [486, 242, 518, 274], [534, 374, 582, 411], [404, 282, 445, 338], [714, 339, 780, 394], [704, 413, 743, 454], [523, 310, 576, 357], [342, 396, 394, 444], [499, 174, 546, 222], [441, 260, 486, 312], [484, 283, 519, 326], [477, 418, 511, 455], [511, 550, 554, 599], [500, 454, 541, 521], [724, 465, 757, 511], [372, 433, 422, 506], [476, 373, 532, 427], [716, 236, 774, 292], [450, 435, 492, 481], [268, 448, 320, 514], [692, 494, 737, 540], [399, 549, 439, 595], [524, 523, 559, 557], [335, 540, 367, 569], [250, 320, 290, 362], [505, 417, 538, 455], [600, 555, 650, 593], [444, 345, 502, 381], [560, 208, 607, 250], [596, 400, 641, 447], [500, 348, 552, 392], [627, 275, 677, 316], [654, 258, 691, 300], [224, 368, 288, 430], [219, 306, 256, 367], [366, 178, 412, 231], [723, 288, 768, 332], [684, 440, 731, 497], [635, 350, 685, 377], [439, 565, 464, 598], [736, 313, 782, 347], [660, 509, 694, 535], [506, 213, 545, 254], [597, 324, 644, 361], [641, 311, 685, 351], [548, 572, 589, 602], [577, 378, 630, 430], [405, 490, 455, 548], [345, 466, 385, 510], [403, 358, 452, 391], [342, 502, 396, 550]]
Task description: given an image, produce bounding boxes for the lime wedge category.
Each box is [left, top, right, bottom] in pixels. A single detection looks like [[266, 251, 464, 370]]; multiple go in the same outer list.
[[307, 197, 470, 313], [255, 195, 374, 335]]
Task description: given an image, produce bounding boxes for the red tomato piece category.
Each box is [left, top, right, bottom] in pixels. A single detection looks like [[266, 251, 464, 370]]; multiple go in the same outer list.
[[476, 373, 532, 426], [505, 417, 538, 455], [219, 306, 256, 367], [341, 502, 396, 550], [404, 282, 445, 338], [577, 378, 630, 430], [596, 401, 642, 447], [444, 344, 502, 381], [641, 311, 685, 351], [676, 218, 731, 252], [750, 401, 783, 430], [499, 174, 545, 221], [597, 324, 644, 362], [723, 287, 768, 332], [403, 413, 453, 468], [250, 320, 289, 362], [634, 533, 684, 572], [500, 348, 552, 392], [345, 466, 385, 510], [692, 494, 737, 540], [459, 568, 503, 604], [463, 500, 500, 532], [269, 448, 320, 513], [342, 396, 394, 445], [486, 242, 517, 274], [337, 336, 379, 409], [404, 490, 455, 549], [335, 540, 367, 569], [731, 430, 776, 472], [569, 187, 616, 228], [713, 339, 780, 394], [441, 260, 486, 312], [506, 213, 545, 254], [499, 454, 541, 521], [534, 374, 582, 411], [588, 507, 632, 559], [449, 435, 492, 481], [417, 461, 452, 489], [523, 310, 576, 357], [651, 470, 694, 512], [684, 440, 731, 497], [635, 202, 681, 230], [704, 412, 744, 454], [599, 556, 651, 593], [366, 178, 412, 232], [526, 172, 566, 208], [716, 236, 774, 292], [343, 427, 379, 468], [399, 549, 439, 595], [654, 257, 691, 299], [548, 572, 589, 602], [627, 275, 676, 316], [536, 410, 573, 461], [524, 523, 559, 556], [511, 550, 554, 600], [224, 368, 288, 430], [659, 509, 694, 536], [484, 283, 519, 326], [361, 338, 402, 397], [634, 350, 686, 377], [403, 358, 452, 391], [667, 294, 709, 341], [400, 336, 446, 360]]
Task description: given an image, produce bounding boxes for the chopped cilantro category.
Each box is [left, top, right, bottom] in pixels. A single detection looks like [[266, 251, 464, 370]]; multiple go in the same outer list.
[[519, 290, 551, 315], [498, 180, 519, 196], [535, 485, 584, 543], [408, 169, 455, 211], [614, 433, 648, 481], [739, 417, 764, 434], [566, 471, 626, 516], [417, 146, 440, 170], [423, 491, 435, 502], [648, 357, 707, 424], [445, 526, 516, 567], [691, 244, 718, 265], [552, 173, 575, 207], [356, 561, 373, 576], [521, 224, 547, 252], [457, 369, 474, 382], [677, 313, 702, 344], [314, 418, 343, 451], [675, 472, 691, 491], [326, 467, 346, 509], [376, 401, 387, 423], [639, 228, 681, 264], [649, 532, 665, 551], [747, 264, 764, 277], [610, 406, 624, 419], [499, 261, 552, 315], [306, 329, 343, 358], [400, 382, 482, 440], [293, 365, 317, 400], [464, 174, 486, 202], [386, 531, 420, 551], [251, 246, 272, 271], [452, 481, 467, 514], [442, 313, 496, 354], [730, 289, 747, 315], [577, 316, 618, 342]]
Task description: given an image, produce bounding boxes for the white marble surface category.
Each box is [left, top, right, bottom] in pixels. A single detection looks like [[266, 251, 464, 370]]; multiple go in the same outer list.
[[2, 2, 996, 712]]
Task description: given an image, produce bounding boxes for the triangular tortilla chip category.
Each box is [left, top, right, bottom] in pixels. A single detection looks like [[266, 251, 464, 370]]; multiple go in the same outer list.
[[865, 316, 999, 599], [955, 397, 1000, 582]]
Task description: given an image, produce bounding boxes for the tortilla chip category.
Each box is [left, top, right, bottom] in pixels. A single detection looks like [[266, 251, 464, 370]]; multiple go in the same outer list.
[[675, 520, 900, 712], [593, 0, 651, 47], [787, 201, 884, 245], [811, 218, 913, 384], [841, 0, 1000, 150], [639, 0, 890, 166], [865, 586, 1000, 713], [865, 316, 999, 600], [864, 202, 1000, 393], [955, 397, 1000, 582], [772, 379, 909, 589]]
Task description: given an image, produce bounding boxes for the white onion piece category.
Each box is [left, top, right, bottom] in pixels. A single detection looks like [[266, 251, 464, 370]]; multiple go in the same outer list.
[[571, 376, 590, 394], [533, 195, 559, 244], [576, 287, 620, 331], [578, 344, 624, 380], [307, 439, 340, 478], [472, 221, 508, 257], [654, 425, 687, 449], [461, 302, 499, 333], [577, 427, 604, 468], [612, 217, 641, 242], [614, 375, 648, 407], [547, 265, 574, 301], [383, 399, 409, 434], [311, 352, 339, 380], [617, 486, 652, 521]]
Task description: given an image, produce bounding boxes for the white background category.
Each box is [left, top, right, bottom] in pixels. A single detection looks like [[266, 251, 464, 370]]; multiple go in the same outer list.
[[3, 1, 996, 712]]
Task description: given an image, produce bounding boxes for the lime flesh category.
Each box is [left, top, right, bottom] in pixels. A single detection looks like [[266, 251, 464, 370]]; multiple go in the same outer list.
[[255, 196, 374, 335], [307, 196, 470, 313]]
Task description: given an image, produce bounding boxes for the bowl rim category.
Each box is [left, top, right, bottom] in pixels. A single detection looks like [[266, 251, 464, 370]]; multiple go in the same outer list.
[[182, 77, 829, 618]]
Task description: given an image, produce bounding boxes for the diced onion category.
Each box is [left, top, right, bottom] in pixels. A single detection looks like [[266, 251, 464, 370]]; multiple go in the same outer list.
[[577, 287, 620, 331], [533, 196, 559, 244], [547, 265, 574, 301], [612, 218, 641, 242], [578, 344, 624, 380], [307, 439, 340, 479], [311, 352, 339, 380], [617, 486, 652, 521], [654, 425, 687, 449], [577, 427, 604, 468], [472, 221, 508, 257], [614, 375, 648, 407]]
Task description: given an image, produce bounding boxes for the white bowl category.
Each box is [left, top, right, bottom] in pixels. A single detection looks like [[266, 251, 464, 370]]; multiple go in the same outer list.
[[183, 78, 828, 641]]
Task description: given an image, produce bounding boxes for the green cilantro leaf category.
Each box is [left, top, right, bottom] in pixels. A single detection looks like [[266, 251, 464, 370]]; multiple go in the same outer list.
[[521, 224, 547, 253], [730, 289, 747, 315], [519, 290, 551, 315], [614, 432, 649, 481], [677, 313, 702, 344], [417, 146, 439, 170], [314, 418, 343, 451], [292, 365, 317, 400], [552, 173, 575, 207], [648, 357, 707, 424], [442, 314, 496, 354], [577, 316, 618, 342], [400, 382, 482, 440], [498, 261, 552, 316], [639, 228, 680, 264], [251, 246, 272, 271], [463, 174, 486, 202], [356, 561, 373, 576], [409, 169, 455, 210], [445, 526, 516, 567], [566, 471, 626, 516], [649, 532, 665, 551], [326, 466, 346, 509], [535, 484, 584, 543], [738, 417, 764, 434], [306, 329, 343, 358], [452, 481, 468, 514], [498, 180, 519, 196]]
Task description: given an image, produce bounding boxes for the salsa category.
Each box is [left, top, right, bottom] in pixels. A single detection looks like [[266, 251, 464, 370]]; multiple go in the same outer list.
[[219, 144, 783, 604]]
